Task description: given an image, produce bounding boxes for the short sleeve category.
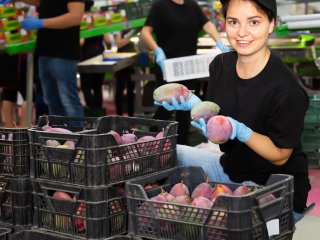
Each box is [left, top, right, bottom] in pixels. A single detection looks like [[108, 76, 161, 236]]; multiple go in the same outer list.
[[266, 86, 308, 148]]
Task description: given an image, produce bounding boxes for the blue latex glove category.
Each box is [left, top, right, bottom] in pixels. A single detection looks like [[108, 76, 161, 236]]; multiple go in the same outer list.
[[0, 0, 12, 4], [216, 40, 231, 53], [227, 117, 253, 142], [154, 92, 202, 111], [21, 16, 44, 30], [191, 118, 208, 138], [154, 47, 166, 72]]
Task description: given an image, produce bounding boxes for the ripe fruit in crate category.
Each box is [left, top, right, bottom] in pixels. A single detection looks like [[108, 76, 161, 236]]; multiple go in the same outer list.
[[108, 156, 133, 181], [170, 181, 190, 197], [210, 184, 233, 204], [137, 135, 158, 154], [53, 191, 73, 231], [191, 175, 213, 199], [45, 139, 61, 147], [44, 127, 75, 149], [2, 133, 13, 173], [233, 185, 250, 196], [173, 195, 192, 205], [156, 129, 172, 168], [108, 130, 122, 145], [151, 192, 178, 234], [73, 196, 86, 233], [158, 188, 175, 202], [191, 196, 213, 209], [153, 83, 189, 104], [2, 194, 13, 221], [121, 132, 138, 144], [207, 115, 232, 144], [45, 127, 73, 134], [143, 182, 160, 190], [191, 101, 220, 122], [109, 198, 125, 233], [181, 196, 213, 238], [206, 210, 227, 238]]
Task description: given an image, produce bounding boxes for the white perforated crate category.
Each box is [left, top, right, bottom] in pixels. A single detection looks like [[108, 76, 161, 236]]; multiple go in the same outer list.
[[163, 52, 219, 82]]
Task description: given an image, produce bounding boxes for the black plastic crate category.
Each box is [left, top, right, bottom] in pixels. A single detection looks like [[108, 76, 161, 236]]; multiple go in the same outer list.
[[138, 0, 153, 17], [0, 228, 10, 240], [28, 116, 178, 186], [10, 229, 142, 240], [0, 128, 29, 177], [32, 179, 127, 239], [0, 177, 33, 227], [117, 2, 142, 20], [126, 167, 295, 240]]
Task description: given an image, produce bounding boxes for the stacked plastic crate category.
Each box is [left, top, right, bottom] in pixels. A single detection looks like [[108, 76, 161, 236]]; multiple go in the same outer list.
[[27, 115, 178, 239], [0, 127, 32, 232], [0, 4, 35, 45], [301, 94, 320, 168], [126, 166, 295, 240]]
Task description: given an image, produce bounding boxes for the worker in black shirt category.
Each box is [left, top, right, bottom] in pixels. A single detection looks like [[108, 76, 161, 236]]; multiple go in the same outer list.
[[155, 0, 311, 222], [140, 0, 230, 145]]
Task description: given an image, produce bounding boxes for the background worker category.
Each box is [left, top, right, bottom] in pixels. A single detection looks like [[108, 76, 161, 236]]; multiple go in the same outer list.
[[112, 29, 138, 117], [4, 0, 86, 117], [80, 0, 108, 116], [155, 0, 311, 222], [0, 54, 28, 127], [140, 0, 230, 145]]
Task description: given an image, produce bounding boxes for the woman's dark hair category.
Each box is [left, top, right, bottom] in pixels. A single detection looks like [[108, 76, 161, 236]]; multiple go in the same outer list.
[[222, 0, 275, 22], [84, 0, 94, 12]]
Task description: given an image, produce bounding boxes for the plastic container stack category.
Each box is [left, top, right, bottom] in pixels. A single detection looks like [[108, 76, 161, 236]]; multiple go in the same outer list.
[[126, 166, 295, 240], [0, 127, 32, 233], [301, 94, 320, 168], [26, 115, 177, 239]]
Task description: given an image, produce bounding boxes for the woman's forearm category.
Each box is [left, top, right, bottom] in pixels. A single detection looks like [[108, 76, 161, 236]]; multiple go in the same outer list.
[[245, 132, 293, 166]]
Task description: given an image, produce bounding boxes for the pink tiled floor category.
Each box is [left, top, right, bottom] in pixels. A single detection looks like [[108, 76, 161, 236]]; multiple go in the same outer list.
[[307, 168, 320, 217]]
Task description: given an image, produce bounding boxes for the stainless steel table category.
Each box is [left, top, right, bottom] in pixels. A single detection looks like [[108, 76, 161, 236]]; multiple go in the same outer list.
[[78, 52, 139, 73]]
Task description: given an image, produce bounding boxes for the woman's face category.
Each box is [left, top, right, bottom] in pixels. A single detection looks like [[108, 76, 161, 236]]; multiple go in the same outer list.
[[225, 0, 274, 57]]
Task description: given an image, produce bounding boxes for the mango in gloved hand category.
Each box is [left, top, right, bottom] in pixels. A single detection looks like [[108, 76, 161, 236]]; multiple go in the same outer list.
[[207, 115, 232, 144], [153, 83, 189, 104], [191, 101, 220, 122], [153, 83, 202, 111]]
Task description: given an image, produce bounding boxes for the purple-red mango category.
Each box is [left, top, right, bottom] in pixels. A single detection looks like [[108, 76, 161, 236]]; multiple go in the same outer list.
[[153, 83, 189, 104], [191, 101, 220, 122], [207, 115, 232, 144]]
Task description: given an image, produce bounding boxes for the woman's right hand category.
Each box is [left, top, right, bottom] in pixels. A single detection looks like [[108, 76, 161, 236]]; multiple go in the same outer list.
[[191, 118, 208, 138], [154, 93, 202, 111]]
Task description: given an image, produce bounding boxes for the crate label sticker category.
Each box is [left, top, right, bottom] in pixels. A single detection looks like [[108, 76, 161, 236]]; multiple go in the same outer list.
[[266, 219, 280, 237]]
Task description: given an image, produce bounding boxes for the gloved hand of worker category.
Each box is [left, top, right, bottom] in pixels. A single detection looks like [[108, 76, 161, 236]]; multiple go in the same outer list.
[[227, 117, 253, 142], [154, 92, 202, 111], [0, 0, 12, 4], [191, 118, 208, 138], [154, 47, 166, 72], [215, 40, 231, 53], [21, 16, 44, 30]]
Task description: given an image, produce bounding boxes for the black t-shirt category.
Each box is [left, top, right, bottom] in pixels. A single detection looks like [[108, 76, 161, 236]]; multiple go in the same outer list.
[[145, 0, 208, 58], [36, 0, 84, 60], [207, 51, 311, 213]]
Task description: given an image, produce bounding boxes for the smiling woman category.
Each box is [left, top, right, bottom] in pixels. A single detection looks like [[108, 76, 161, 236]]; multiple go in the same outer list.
[[153, 0, 312, 223]]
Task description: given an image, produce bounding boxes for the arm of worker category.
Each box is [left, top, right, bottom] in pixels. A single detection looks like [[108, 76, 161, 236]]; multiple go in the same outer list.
[[80, 38, 85, 47], [21, 2, 84, 30], [227, 117, 292, 166], [140, 26, 166, 71], [203, 21, 230, 52], [113, 32, 131, 49]]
